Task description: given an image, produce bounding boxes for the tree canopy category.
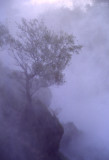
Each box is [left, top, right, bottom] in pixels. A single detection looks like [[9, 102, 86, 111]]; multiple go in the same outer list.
[[10, 19, 81, 102]]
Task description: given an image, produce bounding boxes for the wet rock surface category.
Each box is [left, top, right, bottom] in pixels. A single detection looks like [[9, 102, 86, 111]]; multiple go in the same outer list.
[[20, 101, 64, 160], [0, 100, 64, 160]]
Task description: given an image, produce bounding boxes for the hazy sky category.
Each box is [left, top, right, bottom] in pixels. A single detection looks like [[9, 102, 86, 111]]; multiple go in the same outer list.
[[29, 0, 93, 8], [0, 0, 93, 22]]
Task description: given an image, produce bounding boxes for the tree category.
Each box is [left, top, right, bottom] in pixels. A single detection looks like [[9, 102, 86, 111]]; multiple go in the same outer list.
[[10, 19, 81, 104]]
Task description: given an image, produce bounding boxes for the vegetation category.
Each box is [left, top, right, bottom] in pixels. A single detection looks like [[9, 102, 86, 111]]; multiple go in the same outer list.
[[10, 18, 81, 104]]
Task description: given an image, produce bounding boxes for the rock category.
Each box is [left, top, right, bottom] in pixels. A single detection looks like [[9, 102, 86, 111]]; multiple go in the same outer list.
[[0, 66, 65, 160], [60, 122, 80, 159], [61, 122, 80, 148], [20, 100, 64, 160], [0, 99, 64, 160]]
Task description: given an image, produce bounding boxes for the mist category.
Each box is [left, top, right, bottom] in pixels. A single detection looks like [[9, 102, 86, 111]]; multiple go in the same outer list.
[[49, 1, 109, 132], [41, 0, 109, 157], [0, 0, 109, 159], [48, 1, 109, 156], [33, 0, 109, 143]]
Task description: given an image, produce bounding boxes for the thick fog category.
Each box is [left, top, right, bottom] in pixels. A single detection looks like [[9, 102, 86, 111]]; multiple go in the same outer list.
[[49, 1, 109, 136], [0, 0, 109, 159], [32, 0, 109, 148], [48, 4, 109, 158]]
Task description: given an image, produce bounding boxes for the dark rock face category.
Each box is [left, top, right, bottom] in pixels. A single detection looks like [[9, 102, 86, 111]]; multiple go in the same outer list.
[[60, 122, 81, 160], [20, 100, 64, 160], [61, 122, 80, 148], [0, 100, 64, 160], [0, 66, 64, 160]]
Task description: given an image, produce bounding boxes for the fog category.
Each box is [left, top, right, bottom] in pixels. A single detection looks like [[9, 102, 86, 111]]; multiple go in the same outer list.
[[0, 0, 109, 159], [37, 0, 109, 146], [50, 1, 109, 133]]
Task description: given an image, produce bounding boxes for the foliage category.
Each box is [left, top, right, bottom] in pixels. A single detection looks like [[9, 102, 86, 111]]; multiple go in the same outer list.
[[10, 18, 81, 102]]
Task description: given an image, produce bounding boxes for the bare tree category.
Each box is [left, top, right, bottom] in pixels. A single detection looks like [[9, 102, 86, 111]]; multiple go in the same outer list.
[[10, 19, 81, 105]]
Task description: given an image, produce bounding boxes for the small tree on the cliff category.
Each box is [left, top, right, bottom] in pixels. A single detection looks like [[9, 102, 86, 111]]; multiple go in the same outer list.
[[11, 19, 81, 104]]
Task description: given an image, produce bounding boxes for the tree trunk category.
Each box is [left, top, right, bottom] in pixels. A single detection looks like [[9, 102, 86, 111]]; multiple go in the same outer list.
[[25, 77, 32, 106]]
